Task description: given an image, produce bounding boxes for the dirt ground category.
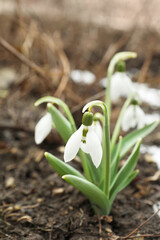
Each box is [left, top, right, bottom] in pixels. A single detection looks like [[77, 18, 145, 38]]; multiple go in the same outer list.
[[0, 8, 160, 240]]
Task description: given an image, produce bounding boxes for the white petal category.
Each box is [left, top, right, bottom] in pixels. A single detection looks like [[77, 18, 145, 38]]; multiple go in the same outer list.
[[64, 125, 83, 162], [122, 105, 146, 131], [122, 73, 133, 97], [91, 121, 103, 142], [85, 129, 102, 168], [81, 141, 90, 154], [111, 72, 133, 102], [35, 113, 53, 144], [135, 105, 145, 129], [121, 105, 136, 131]]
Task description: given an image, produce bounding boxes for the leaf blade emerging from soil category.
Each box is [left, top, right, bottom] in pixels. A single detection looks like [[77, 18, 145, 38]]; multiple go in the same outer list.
[[110, 139, 141, 201], [112, 121, 159, 160], [45, 152, 84, 179], [62, 174, 109, 215]]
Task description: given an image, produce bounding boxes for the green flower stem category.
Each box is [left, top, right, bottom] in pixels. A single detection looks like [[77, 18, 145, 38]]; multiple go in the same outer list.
[[105, 52, 137, 119], [83, 100, 111, 198], [110, 94, 133, 154], [103, 104, 111, 198]]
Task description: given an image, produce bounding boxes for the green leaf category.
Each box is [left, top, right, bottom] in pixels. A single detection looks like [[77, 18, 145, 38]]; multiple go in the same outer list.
[[112, 121, 159, 160], [111, 95, 133, 153], [62, 174, 110, 215], [110, 136, 122, 181], [35, 96, 76, 132], [110, 139, 141, 200], [110, 170, 139, 205], [45, 152, 84, 179], [47, 104, 73, 143]]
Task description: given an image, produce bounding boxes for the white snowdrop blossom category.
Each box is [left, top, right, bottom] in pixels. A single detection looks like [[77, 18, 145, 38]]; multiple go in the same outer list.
[[64, 123, 102, 168], [91, 121, 103, 142], [110, 72, 133, 102], [122, 105, 145, 132], [35, 113, 53, 144]]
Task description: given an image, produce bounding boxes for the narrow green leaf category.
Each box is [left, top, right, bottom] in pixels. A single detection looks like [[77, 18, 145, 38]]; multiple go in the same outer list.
[[111, 136, 122, 181], [112, 121, 159, 160], [45, 152, 84, 179], [111, 95, 132, 153], [62, 174, 110, 215], [110, 139, 141, 199], [47, 104, 73, 143], [110, 170, 139, 205]]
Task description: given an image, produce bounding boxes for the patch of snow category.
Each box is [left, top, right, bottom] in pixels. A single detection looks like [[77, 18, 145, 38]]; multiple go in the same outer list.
[[145, 113, 160, 125], [70, 70, 96, 85], [0, 68, 17, 89], [133, 83, 160, 109], [140, 145, 160, 170], [153, 202, 160, 218]]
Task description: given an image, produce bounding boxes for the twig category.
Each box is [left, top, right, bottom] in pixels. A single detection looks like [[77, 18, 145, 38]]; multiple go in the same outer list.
[[138, 34, 157, 83], [0, 37, 50, 82], [122, 209, 160, 239], [121, 233, 160, 239], [100, 33, 131, 66], [42, 33, 70, 97], [98, 217, 103, 240]]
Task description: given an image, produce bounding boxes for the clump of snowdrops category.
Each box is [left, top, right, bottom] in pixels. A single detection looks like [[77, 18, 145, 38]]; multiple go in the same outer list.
[[35, 52, 158, 215]]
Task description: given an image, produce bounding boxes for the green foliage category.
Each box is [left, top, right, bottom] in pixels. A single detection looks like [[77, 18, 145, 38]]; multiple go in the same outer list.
[[35, 52, 159, 216]]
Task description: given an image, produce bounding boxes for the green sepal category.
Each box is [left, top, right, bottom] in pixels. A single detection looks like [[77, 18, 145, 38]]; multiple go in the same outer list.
[[47, 103, 73, 143], [45, 152, 84, 179], [110, 139, 141, 200], [62, 174, 110, 216], [112, 121, 159, 160]]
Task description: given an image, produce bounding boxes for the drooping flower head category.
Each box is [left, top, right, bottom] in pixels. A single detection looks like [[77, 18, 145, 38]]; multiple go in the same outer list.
[[64, 111, 102, 168], [111, 60, 133, 102], [122, 98, 146, 132]]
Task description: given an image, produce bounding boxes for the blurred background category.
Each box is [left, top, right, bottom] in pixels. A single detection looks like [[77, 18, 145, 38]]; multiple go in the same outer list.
[[0, 0, 160, 118], [0, 1, 160, 239]]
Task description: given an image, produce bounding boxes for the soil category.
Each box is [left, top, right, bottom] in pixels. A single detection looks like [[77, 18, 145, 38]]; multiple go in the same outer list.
[[0, 13, 160, 240]]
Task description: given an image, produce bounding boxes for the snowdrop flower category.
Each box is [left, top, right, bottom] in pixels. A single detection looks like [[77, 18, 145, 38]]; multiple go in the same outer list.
[[110, 72, 133, 102], [100, 61, 133, 102], [122, 104, 145, 132], [64, 112, 102, 168], [35, 113, 53, 144]]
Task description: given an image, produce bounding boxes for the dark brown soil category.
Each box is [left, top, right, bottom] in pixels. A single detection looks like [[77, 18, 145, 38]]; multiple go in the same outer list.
[[0, 13, 160, 240]]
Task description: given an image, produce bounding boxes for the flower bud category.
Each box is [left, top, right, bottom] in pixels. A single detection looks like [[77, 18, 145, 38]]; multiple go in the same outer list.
[[82, 112, 93, 126]]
